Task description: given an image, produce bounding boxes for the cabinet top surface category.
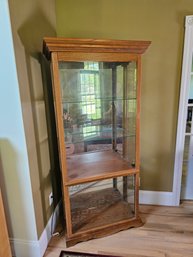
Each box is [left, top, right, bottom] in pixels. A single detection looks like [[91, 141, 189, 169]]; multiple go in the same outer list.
[[43, 37, 151, 60]]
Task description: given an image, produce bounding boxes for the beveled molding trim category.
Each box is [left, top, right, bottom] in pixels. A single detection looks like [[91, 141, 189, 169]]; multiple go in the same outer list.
[[186, 15, 193, 26], [43, 37, 151, 60]]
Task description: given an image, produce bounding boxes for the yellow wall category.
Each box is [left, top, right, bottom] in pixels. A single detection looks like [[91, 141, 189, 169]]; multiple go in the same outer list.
[[56, 0, 193, 191]]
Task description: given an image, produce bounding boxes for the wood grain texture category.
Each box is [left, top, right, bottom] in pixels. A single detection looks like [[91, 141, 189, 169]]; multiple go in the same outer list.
[[57, 52, 138, 62], [66, 218, 143, 248], [66, 151, 137, 185], [70, 188, 135, 234], [51, 52, 73, 235], [135, 56, 141, 171], [43, 37, 151, 247], [0, 190, 12, 257], [43, 38, 151, 60], [44, 202, 193, 257]]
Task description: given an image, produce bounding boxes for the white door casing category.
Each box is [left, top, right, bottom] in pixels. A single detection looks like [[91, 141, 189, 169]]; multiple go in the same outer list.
[[173, 15, 193, 205]]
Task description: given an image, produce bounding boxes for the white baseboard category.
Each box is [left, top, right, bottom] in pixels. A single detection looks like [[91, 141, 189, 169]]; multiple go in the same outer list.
[[139, 190, 175, 206], [10, 238, 40, 257], [39, 200, 62, 256], [10, 200, 62, 257]]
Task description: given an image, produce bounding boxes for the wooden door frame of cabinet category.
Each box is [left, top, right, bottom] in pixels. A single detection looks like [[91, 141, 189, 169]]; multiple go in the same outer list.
[[51, 52, 73, 236], [136, 55, 142, 171], [57, 52, 138, 62]]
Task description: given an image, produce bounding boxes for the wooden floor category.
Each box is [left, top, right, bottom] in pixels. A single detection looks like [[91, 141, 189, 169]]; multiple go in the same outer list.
[[44, 201, 193, 257]]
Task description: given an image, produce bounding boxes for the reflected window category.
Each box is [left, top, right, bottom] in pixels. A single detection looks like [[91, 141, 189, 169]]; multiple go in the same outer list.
[[80, 62, 101, 138]]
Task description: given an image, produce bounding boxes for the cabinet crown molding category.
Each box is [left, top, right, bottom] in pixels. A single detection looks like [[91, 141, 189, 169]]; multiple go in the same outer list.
[[43, 37, 151, 60]]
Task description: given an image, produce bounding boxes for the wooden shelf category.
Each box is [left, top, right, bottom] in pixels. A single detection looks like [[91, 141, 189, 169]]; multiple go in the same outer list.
[[66, 151, 136, 185], [62, 96, 137, 104], [70, 187, 134, 234]]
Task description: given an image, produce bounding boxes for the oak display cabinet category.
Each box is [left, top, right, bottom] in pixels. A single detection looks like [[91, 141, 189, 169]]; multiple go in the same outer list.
[[43, 38, 151, 246]]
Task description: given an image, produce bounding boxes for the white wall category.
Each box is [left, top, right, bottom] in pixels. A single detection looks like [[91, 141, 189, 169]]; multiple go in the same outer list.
[[0, 0, 58, 256], [0, 0, 37, 245]]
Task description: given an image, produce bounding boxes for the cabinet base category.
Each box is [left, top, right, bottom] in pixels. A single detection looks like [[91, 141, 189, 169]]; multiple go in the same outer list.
[[66, 217, 143, 247]]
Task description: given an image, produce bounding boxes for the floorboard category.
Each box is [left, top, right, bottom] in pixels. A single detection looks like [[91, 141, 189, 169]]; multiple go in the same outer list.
[[44, 201, 193, 257]]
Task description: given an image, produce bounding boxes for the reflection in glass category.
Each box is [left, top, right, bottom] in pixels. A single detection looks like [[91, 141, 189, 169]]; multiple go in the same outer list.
[[59, 61, 137, 166], [69, 175, 135, 234], [186, 106, 193, 133]]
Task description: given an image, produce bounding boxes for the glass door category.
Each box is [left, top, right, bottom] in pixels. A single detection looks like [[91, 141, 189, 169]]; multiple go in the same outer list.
[[58, 61, 137, 168]]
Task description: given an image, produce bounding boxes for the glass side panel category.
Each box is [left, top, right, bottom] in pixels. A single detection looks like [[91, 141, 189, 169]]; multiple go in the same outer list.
[[68, 175, 136, 234], [186, 106, 193, 133], [59, 61, 137, 172]]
